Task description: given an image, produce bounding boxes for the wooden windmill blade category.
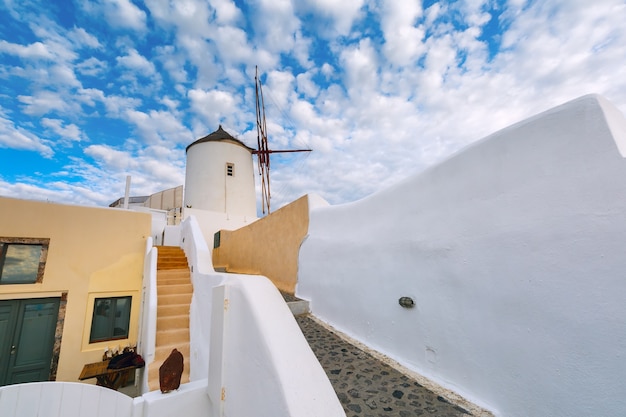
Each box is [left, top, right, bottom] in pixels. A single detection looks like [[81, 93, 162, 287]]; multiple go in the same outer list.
[[254, 66, 312, 215], [255, 66, 271, 215]]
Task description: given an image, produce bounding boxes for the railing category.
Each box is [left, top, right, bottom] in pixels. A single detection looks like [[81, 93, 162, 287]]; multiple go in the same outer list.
[[138, 237, 157, 394], [206, 275, 345, 416], [181, 215, 345, 416]]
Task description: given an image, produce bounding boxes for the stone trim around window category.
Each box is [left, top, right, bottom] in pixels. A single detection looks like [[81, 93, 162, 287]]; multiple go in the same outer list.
[[0, 237, 50, 284]]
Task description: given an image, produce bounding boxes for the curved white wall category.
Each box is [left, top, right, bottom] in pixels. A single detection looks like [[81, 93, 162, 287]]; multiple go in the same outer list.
[[297, 95, 626, 417], [185, 140, 256, 217]]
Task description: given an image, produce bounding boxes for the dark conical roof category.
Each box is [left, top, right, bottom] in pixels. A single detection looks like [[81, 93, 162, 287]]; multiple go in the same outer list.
[[186, 125, 255, 153]]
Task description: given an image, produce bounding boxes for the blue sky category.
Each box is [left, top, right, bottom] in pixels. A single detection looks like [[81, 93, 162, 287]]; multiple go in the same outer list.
[[1, 0, 626, 210]]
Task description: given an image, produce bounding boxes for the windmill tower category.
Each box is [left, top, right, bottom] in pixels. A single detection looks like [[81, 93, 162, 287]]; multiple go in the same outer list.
[[184, 126, 257, 218], [184, 68, 311, 218]]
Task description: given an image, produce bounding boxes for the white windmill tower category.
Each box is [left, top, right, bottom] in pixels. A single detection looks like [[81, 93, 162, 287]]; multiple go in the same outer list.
[[184, 67, 311, 220], [184, 126, 257, 218]]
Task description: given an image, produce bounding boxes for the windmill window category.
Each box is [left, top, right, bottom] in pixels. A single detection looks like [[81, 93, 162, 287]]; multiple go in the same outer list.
[[226, 163, 235, 177], [0, 237, 49, 284]]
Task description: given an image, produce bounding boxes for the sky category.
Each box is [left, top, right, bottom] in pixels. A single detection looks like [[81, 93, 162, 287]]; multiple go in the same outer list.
[[1, 0, 626, 213]]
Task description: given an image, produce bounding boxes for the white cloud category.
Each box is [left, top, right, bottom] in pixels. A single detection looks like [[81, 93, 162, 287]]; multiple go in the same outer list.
[[116, 48, 156, 75], [76, 57, 108, 76], [154, 45, 189, 84], [124, 108, 193, 146], [379, 1, 425, 66], [0, 40, 53, 59], [252, 0, 300, 54], [84, 144, 136, 170], [29, 21, 81, 62], [340, 38, 379, 97], [143, 0, 212, 36], [188, 88, 241, 129], [41, 118, 84, 142], [296, 71, 320, 98], [100, 93, 142, 117], [212, 26, 254, 64], [18, 91, 78, 116], [94, 0, 147, 31], [320, 63, 334, 78], [78, 143, 186, 200], [67, 27, 102, 49], [0, 111, 54, 157], [300, 0, 365, 35], [212, 0, 244, 25], [49, 64, 81, 87]]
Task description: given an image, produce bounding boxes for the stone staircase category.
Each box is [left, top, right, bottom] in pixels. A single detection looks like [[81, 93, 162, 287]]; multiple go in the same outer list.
[[147, 246, 192, 391]]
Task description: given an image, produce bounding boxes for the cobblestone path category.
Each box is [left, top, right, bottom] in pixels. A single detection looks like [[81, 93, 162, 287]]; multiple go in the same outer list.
[[295, 315, 472, 417]]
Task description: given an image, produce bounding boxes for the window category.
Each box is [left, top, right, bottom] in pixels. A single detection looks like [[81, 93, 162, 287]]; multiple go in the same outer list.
[[90, 296, 132, 343], [0, 238, 49, 284], [226, 162, 235, 177]]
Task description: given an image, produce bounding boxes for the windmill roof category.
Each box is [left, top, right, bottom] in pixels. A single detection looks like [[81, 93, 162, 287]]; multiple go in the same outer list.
[[186, 125, 255, 153]]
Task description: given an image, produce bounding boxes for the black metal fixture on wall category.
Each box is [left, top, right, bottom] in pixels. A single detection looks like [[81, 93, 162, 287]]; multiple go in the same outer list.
[[398, 296, 415, 308]]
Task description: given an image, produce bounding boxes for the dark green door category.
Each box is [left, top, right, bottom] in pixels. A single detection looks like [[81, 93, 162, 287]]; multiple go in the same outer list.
[[0, 298, 59, 386]]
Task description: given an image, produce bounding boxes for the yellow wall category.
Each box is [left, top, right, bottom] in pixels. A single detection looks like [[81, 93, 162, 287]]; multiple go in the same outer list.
[[0, 197, 151, 383], [212, 195, 310, 294]]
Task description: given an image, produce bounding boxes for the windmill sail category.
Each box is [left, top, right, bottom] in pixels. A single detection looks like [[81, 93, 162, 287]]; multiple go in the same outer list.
[[254, 66, 312, 215]]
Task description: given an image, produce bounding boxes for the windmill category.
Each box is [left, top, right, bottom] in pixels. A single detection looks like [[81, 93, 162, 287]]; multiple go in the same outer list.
[[254, 66, 311, 215]]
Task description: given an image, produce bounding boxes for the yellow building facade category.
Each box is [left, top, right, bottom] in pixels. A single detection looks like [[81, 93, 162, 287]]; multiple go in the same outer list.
[[0, 197, 151, 385]]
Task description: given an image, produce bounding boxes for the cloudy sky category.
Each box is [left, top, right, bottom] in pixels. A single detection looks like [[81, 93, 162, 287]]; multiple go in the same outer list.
[[1, 0, 625, 213]]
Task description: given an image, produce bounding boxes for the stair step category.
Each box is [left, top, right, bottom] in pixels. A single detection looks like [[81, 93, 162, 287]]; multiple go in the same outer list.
[[157, 315, 190, 331], [159, 293, 192, 305], [154, 343, 190, 362], [156, 246, 188, 271], [156, 328, 190, 346], [157, 276, 190, 283], [157, 283, 192, 295], [157, 246, 185, 251], [150, 246, 192, 392], [157, 278, 191, 286], [158, 304, 189, 317], [157, 270, 191, 280], [157, 259, 189, 269], [157, 265, 189, 270], [157, 269, 190, 275], [288, 300, 310, 316]]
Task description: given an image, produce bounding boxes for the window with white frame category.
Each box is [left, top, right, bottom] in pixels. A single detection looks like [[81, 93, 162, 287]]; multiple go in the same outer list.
[[89, 296, 132, 343]]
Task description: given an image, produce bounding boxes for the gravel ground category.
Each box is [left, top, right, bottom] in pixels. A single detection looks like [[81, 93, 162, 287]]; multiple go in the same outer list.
[[295, 315, 472, 417]]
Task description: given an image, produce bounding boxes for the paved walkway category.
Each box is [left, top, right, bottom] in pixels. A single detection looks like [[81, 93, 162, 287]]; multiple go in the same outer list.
[[295, 315, 473, 417]]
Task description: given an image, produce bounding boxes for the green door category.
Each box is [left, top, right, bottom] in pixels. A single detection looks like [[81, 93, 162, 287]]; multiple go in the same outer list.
[[0, 298, 59, 386]]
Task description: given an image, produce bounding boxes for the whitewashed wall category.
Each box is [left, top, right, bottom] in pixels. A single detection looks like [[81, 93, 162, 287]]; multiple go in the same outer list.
[[0, 381, 210, 417], [297, 95, 626, 417], [180, 215, 344, 416], [183, 208, 256, 251], [185, 140, 256, 217], [208, 275, 345, 417], [181, 215, 224, 381], [0, 382, 138, 417], [138, 238, 157, 395]]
